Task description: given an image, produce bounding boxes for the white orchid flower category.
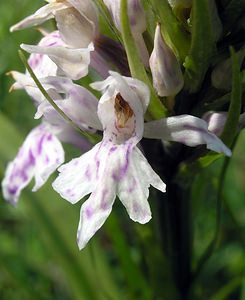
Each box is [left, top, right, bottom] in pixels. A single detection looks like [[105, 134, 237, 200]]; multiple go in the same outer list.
[[52, 71, 231, 250]]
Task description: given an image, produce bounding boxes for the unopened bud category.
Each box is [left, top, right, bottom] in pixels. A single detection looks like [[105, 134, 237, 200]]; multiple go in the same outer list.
[[149, 24, 184, 97], [203, 111, 227, 136]]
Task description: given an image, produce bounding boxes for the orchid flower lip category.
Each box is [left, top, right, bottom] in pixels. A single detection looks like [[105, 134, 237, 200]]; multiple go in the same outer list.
[[53, 71, 166, 249]]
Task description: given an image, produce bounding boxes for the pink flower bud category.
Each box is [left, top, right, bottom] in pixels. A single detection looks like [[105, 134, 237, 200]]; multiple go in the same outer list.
[[149, 24, 184, 97]]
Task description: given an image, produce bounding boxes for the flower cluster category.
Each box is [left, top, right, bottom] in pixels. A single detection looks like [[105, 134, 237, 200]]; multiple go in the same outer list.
[[2, 0, 232, 250]]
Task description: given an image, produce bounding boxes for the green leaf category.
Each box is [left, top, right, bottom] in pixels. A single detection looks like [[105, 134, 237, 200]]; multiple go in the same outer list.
[[184, 0, 217, 93], [210, 275, 245, 300], [120, 0, 167, 119], [221, 48, 242, 146]]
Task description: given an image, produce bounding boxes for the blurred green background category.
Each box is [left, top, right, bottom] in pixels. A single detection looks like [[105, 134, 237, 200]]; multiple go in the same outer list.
[[0, 1, 244, 300]]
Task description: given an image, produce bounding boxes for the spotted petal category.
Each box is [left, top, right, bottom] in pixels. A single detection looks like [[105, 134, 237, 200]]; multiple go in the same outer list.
[[2, 124, 64, 205], [144, 115, 232, 156], [53, 140, 165, 249]]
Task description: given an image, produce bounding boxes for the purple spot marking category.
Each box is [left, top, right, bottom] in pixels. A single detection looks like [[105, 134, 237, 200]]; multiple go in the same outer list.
[[45, 155, 50, 164], [96, 159, 100, 179], [85, 165, 92, 180], [112, 146, 131, 181], [37, 134, 46, 154], [8, 186, 18, 195], [109, 146, 117, 154], [28, 150, 36, 165], [47, 134, 53, 141], [85, 206, 93, 219], [100, 189, 109, 210], [133, 201, 140, 213], [128, 178, 137, 193]]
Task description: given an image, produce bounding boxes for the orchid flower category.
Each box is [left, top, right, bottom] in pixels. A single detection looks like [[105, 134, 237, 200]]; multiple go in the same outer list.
[[9, 31, 63, 103], [2, 75, 102, 204], [52, 71, 231, 250], [11, 1, 111, 79], [10, 0, 98, 43], [52, 71, 166, 249], [1, 123, 64, 205]]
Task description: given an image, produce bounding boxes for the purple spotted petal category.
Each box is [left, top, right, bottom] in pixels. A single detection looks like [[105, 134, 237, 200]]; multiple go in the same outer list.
[[2, 124, 64, 205], [35, 76, 102, 131], [144, 115, 232, 156], [53, 140, 165, 249]]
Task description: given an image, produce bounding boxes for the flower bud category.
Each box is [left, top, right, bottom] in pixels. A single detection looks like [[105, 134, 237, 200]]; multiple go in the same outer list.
[[149, 24, 184, 97], [202, 111, 227, 136]]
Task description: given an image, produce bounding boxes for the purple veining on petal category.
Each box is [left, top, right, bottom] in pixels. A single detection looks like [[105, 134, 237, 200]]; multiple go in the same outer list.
[[85, 165, 92, 180], [133, 201, 140, 213], [109, 145, 117, 154], [28, 149, 36, 165], [112, 145, 131, 181], [128, 178, 137, 193], [37, 134, 46, 154], [29, 53, 43, 69], [100, 189, 109, 210], [96, 159, 100, 179], [85, 206, 93, 219]]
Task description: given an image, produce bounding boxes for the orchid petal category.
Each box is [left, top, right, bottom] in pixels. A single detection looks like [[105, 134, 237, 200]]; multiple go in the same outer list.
[[10, 2, 68, 32], [53, 139, 166, 249], [118, 147, 166, 224], [77, 181, 116, 250], [55, 7, 95, 48], [36, 76, 102, 130], [66, 0, 98, 26], [144, 115, 232, 156], [21, 43, 94, 80], [2, 124, 64, 205]]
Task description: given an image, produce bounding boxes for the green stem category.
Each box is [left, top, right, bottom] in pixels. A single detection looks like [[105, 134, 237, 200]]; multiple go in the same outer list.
[[221, 47, 242, 146], [120, 0, 167, 119]]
